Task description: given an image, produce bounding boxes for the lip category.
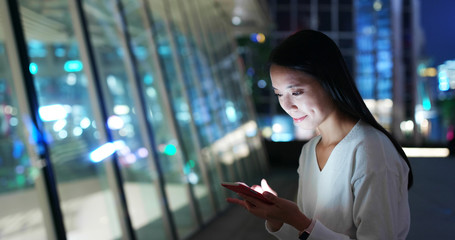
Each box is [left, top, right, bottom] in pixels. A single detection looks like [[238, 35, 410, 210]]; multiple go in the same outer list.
[[293, 115, 307, 123]]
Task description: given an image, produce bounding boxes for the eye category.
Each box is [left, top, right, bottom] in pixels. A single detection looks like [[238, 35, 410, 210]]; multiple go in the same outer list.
[[274, 93, 282, 97], [292, 90, 303, 96]]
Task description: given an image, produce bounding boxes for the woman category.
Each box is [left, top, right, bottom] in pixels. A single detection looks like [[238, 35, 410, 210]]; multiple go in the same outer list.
[[227, 30, 412, 239]]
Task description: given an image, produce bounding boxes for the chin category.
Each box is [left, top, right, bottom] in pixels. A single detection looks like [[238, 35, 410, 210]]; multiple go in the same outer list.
[[294, 121, 316, 130]]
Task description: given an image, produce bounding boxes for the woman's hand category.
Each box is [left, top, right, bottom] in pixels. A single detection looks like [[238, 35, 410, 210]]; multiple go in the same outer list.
[[226, 179, 311, 232]]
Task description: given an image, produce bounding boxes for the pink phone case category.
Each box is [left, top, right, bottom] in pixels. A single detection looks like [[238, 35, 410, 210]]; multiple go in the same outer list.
[[221, 182, 272, 204]]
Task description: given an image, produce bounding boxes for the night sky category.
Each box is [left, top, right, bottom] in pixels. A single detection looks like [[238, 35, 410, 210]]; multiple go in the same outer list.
[[419, 0, 455, 66]]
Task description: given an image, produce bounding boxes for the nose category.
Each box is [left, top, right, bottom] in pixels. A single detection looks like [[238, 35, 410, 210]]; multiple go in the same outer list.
[[279, 95, 297, 112]]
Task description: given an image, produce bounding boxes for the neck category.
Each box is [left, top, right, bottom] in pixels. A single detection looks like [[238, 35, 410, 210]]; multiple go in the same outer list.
[[317, 111, 357, 146]]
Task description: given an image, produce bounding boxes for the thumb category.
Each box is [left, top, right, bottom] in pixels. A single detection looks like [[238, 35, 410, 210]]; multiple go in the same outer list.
[[261, 179, 277, 196]]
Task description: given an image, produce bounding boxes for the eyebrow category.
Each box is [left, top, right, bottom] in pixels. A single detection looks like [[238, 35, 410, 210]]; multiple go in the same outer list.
[[272, 85, 300, 90]]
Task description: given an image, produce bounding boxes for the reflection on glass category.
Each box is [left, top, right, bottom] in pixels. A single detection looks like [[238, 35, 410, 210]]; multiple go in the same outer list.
[[0, 26, 47, 239], [163, 0, 220, 222], [171, 0, 241, 213], [19, 0, 122, 238], [124, 0, 199, 237], [83, 0, 173, 239], [193, 0, 263, 184], [2, 0, 267, 238]]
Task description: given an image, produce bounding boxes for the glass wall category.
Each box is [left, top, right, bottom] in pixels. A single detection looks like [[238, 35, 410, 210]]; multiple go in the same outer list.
[[0, 0, 267, 239], [0, 16, 48, 239], [81, 0, 171, 239], [18, 0, 124, 238]]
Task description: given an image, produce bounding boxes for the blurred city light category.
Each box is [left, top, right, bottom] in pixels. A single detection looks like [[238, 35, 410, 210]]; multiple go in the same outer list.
[[66, 73, 77, 85], [403, 147, 450, 158], [438, 70, 450, 91], [422, 98, 432, 111], [53, 119, 67, 132], [73, 127, 83, 136], [400, 120, 414, 134], [80, 117, 91, 129], [231, 16, 241, 25], [163, 144, 177, 156], [437, 60, 455, 91], [113, 105, 130, 115], [29, 62, 38, 75], [137, 147, 149, 158], [64, 60, 83, 72], [188, 172, 199, 184], [373, 0, 382, 11], [89, 140, 125, 163], [58, 130, 68, 139], [272, 123, 283, 133], [158, 45, 171, 55], [107, 115, 125, 130], [225, 102, 237, 122], [257, 79, 267, 88], [419, 67, 437, 77], [38, 104, 68, 122], [250, 33, 266, 43], [271, 116, 294, 142], [144, 74, 154, 85]]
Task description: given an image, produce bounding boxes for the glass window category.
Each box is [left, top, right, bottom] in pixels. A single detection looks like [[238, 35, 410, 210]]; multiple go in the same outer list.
[[298, 10, 311, 29], [182, 0, 242, 208], [112, 0, 198, 238], [18, 0, 123, 238], [339, 0, 353, 4], [277, 10, 291, 31], [198, 2, 265, 187], [339, 10, 353, 31], [166, 0, 226, 221], [318, 11, 332, 31], [338, 38, 353, 49], [0, 22, 47, 240], [81, 0, 187, 239]]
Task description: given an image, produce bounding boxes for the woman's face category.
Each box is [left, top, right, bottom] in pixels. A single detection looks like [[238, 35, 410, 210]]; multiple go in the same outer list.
[[270, 64, 336, 130]]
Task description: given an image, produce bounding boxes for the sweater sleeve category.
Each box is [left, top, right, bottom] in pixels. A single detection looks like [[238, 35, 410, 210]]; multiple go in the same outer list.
[[265, 222, 299, 239]]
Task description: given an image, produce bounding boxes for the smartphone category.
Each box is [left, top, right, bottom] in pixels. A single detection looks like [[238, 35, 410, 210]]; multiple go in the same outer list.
[[221, 182, 272, 204]]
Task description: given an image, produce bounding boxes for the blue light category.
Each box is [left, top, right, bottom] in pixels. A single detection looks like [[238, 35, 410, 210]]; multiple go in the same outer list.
[[144, 74, 154, 85], [225, 102, 237, 122], [158, 46, 171, 55], [423, 98, 431, 111], [438, 70, 450, 91], [246, 67, 255, 77], [163, 144, 177, 156], [257, 79, 267, 88], [38, 104, 68, 122], [250, 33, 258, 42], [54, 48, 66, 57], [64, 60, 83, 72], [271, 133, 293, 142], [29, 63, 38, 75]]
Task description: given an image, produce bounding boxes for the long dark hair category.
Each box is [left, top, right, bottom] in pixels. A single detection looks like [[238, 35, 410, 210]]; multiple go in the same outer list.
[[269, 29, 413, 189]]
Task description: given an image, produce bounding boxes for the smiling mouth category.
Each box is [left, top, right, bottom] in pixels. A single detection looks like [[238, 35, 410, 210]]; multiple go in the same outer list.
[[293, 116, 307, 122]]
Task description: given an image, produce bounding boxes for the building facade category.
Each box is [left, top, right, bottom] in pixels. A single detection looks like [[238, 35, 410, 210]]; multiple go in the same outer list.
[[0, 0, 268, 239]]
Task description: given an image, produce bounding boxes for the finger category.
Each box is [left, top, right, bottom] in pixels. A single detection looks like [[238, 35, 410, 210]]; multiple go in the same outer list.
[[262, 191, 279, 204], [251, 185, 264, 193], [261, 179, 277, 196], [226, 198, 247, 208], [239, 193, 266, 207]]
